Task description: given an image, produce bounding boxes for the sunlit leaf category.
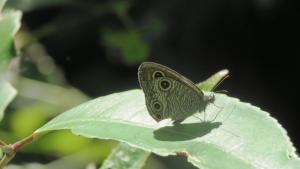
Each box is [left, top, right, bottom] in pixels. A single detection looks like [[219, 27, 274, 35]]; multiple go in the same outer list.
[[99, 70, 229, 169], [36, 70, 299, 169], [197, 69, 229, 91]]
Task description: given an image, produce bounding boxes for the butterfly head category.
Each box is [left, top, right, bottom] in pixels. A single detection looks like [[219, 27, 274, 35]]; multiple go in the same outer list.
[[205, 93, 215, 105]]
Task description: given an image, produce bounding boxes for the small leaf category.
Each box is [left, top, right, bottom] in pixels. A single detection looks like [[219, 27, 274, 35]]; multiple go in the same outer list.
[[100, 143, 150, 169], [197, 69, 229, 91], [0, 81, 16, 121], [37, 88, 300, 169]]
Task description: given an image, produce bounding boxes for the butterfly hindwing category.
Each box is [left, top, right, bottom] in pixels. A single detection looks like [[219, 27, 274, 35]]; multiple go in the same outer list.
[[138, 62, 207, 122]]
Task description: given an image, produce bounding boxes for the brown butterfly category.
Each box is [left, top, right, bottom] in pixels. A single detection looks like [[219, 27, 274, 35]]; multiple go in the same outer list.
[[138, 62, 215, 123]]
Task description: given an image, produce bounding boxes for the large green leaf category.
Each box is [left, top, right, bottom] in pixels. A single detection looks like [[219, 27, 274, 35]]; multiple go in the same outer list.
[[36, 76, 299, 169], [99, 69, 230, 169]]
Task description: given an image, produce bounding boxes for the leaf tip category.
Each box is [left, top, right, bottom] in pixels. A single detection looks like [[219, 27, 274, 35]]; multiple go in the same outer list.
[[218, 69, 229, 76]]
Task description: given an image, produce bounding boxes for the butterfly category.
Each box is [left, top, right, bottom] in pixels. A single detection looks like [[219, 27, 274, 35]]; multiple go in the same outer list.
[[138, 62, 215, 123]]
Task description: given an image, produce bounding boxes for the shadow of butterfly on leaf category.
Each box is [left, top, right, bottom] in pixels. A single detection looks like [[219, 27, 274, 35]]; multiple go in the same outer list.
[[153, 121, 222, 141]]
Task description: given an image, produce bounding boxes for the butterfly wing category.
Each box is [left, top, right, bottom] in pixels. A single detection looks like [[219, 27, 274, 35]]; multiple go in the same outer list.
[[138, 62, 206, 122]]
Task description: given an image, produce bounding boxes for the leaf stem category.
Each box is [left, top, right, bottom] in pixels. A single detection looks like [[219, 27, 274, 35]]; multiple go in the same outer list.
[[11, 133, 38, 152], [0, 133, 39, 168], [0, 154, 11, 169]]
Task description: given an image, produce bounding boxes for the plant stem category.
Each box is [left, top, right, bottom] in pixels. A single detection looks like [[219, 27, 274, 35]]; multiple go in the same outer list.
[[0, 133, 39, 168], [11, 133, 38, 152], [0, 155, 11, 169]]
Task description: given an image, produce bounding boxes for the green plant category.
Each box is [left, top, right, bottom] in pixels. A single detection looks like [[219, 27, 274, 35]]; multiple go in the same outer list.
[[0, 0, 299, 169]]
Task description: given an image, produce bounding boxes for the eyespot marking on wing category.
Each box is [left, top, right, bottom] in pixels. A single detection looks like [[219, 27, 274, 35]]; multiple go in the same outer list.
[[152, 70, 165, 79], [159, 78, 172, 91]]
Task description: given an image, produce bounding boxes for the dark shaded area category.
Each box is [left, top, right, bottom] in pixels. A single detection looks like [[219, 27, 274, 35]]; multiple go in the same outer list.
[[154, 122, 221, 141], [21, 0, 299, 153]]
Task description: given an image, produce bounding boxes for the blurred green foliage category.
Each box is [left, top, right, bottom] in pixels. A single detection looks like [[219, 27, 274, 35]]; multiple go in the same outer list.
[[6, 0, 68, 12], [0, 0, 167, 168], [1, 0, 299, 168], [0, 5, 21, 69], [102, 29, 149, 65], [10, 104, 51, 138]]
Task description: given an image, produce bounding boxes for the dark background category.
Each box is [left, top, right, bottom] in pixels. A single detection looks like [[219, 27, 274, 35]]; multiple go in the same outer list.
[[18, 0, 300, 156]]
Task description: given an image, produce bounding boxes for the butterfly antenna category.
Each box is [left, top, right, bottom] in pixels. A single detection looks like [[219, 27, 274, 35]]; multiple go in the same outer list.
[[215, 90, 228, 94], [211, 74, 229, 92]]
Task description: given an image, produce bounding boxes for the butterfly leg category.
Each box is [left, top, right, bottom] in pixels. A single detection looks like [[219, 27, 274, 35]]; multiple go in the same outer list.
[[173, 119, 184, 125], [211, 103, 224, 122], [192, 114, 203, 122]]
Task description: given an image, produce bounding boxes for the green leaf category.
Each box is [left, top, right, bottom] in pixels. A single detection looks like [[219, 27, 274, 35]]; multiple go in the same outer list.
[[36, 70, 299, 169], [100, 143, 150, 169], [0, 7, 22, 69], [0, 0, 20, 121], [0, 81, 17, 121], [99, 69, 229, 169], [197, 69, 229, 91]]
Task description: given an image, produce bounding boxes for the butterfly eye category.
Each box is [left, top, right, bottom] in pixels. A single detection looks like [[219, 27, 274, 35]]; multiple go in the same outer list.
[[152, 101, 162, 111], [159, 79, 172, 91], [152, 71, 165, 79]]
